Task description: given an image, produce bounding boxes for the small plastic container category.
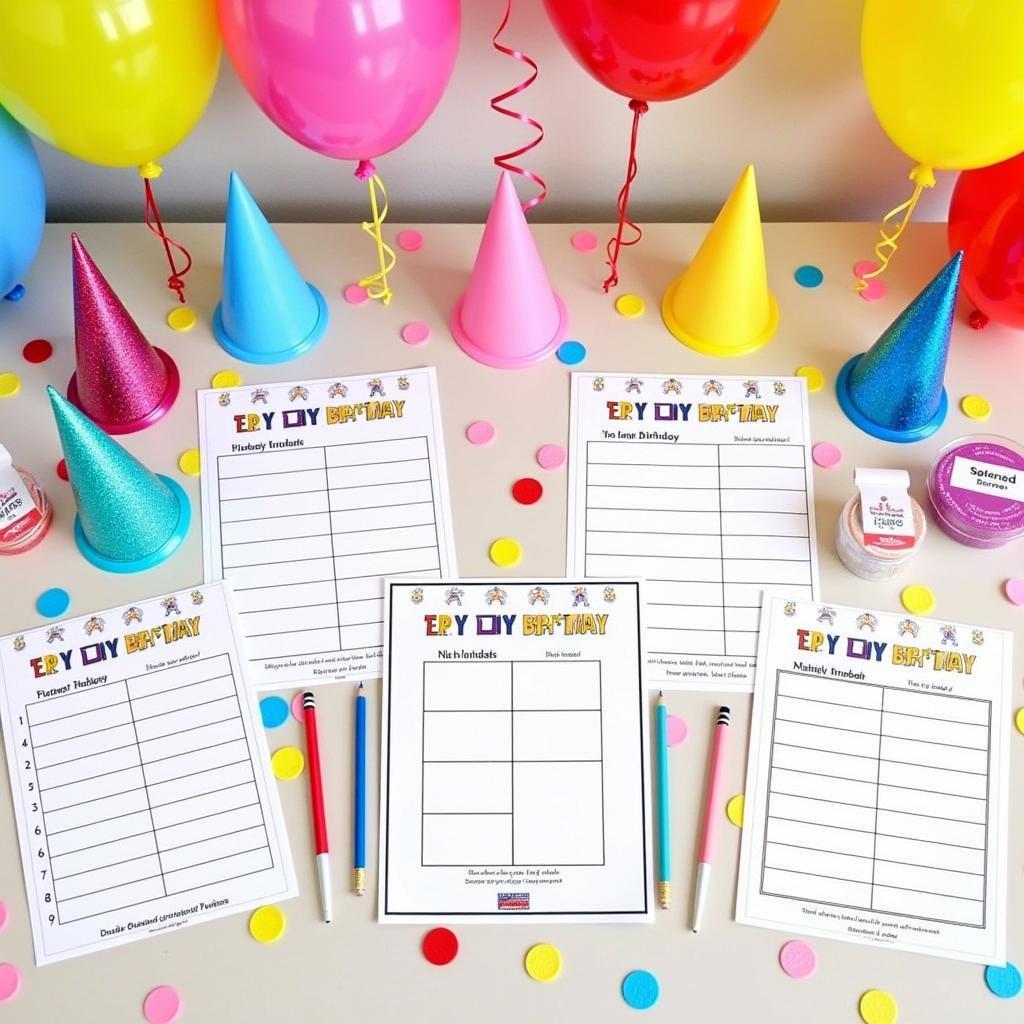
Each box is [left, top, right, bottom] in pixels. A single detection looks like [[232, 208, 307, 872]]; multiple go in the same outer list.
[[0, 444, 53, 555], [927, 434, 1024, 549], [836, 493, 927, 580]]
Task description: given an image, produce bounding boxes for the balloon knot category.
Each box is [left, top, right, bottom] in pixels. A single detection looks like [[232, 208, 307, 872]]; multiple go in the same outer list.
[[629, 99, 649, 116], [909, 164, 936, 189], [139, 161, 163, 181], [968, 309, 990, 330], [354, 159, 376, 181]]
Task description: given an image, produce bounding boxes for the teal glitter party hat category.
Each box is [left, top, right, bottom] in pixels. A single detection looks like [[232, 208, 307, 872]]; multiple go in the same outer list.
[[47, 386, 190, 572], [836, 251, 962, 443]]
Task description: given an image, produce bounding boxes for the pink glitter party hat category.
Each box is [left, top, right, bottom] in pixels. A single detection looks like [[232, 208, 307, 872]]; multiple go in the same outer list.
[[67, 233, 179, 434]]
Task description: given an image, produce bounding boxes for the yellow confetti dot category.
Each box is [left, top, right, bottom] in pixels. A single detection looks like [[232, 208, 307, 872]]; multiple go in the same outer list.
[[795, 366, 825, 393], [960, 394, 991, 420], [178, 449, 201, 477], [1015, 708, 1024, 735], [901, 584, 935, 616], [489, 537, 522, 568], [211, 369, 242, 389], [726, 794, 745, 827], [248, 905, 286, 944], [166, 306, 197, 332], [271, 746, 304, 781], [0, 373, 21, 398], [524, 943, 563, 983], [615, 293, 645, 318], [859, 989, 898, 1024]]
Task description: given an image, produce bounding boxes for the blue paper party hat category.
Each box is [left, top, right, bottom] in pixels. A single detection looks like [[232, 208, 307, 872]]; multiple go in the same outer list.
[[47, 386, 190, 572], [213, 171, 328, 364], [836, 251, 962, 443]]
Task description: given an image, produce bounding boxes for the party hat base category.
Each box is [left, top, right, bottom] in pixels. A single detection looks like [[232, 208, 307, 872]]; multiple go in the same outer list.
[[836, 355, 948, 443], [660, 278, 778, 358], [67, 348, 180, 435], [74, 475, 191, 573], [212, 284, 328, 365], [450, 291, 567, 369]]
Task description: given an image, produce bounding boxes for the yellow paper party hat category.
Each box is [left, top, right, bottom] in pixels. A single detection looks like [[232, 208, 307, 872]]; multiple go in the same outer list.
[[661, 164, 778, 357]]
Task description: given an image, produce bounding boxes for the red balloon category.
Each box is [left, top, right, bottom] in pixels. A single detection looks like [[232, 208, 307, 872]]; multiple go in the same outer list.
[[949, 152, 1024, 329], [541, 0, 780, 102]]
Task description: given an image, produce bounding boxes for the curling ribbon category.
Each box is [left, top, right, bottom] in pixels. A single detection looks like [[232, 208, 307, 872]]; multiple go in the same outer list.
[[603, 100, 649, 293], [139, 162, 193, 304], [854, 163, 935, 291], [491, 0, 546, 211], [355, 159, 396, 305]]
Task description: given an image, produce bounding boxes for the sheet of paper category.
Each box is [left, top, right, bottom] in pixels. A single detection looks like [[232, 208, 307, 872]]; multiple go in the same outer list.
[[736, 596, 1011, 964], [198, 368, 457, 689], [567, 372, 820, 692], [379, 579, 652, 923], [0, 583, 296, 965]]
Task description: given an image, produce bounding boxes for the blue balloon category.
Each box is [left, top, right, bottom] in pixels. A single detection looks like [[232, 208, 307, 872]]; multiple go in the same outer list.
[[0, 104, 45, 300]]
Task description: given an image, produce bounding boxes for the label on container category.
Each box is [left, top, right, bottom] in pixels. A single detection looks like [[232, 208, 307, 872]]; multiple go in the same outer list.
[[0, 461, 41, 546], [856, 467, 916, 550], [950, 455, 1024, 502]]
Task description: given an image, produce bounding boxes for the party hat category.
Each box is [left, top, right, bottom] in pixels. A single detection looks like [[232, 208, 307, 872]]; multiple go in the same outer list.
[[47, 386, 190, 573], [67, 233, 179, 434], [661, 164, 778, 357], [213, 171, 328, 364], [836, 251, 962, 443], [451, 171, 567, 369]]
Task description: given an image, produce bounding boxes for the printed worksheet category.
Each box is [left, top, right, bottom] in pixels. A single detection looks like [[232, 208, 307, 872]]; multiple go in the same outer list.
[[198, 368, 457, 689], [0, 583, 296, 965], [567, 373, 819, 692], [736, 596, 1011, 964], [379, 580, 652, 923]]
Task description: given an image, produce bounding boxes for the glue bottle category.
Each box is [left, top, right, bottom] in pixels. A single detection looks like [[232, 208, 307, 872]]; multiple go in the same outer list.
[[0, 443, 53, 555]]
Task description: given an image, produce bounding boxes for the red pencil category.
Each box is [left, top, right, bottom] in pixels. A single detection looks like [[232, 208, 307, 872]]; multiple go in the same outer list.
[[302, 691, 332, 923]]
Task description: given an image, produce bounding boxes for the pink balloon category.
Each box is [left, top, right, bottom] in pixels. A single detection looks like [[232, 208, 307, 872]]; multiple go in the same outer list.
[[218, 0, 460, 163]]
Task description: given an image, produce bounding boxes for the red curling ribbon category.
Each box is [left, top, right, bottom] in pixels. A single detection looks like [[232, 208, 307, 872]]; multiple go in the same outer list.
[[602, 99, 649, 293], [141, 166, 192, 304], [491, 0, 546, 212]]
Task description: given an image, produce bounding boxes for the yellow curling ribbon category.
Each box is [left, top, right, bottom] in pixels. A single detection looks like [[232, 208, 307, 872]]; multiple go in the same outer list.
[[855, 163, 936, 291], [358, 172, 396, 306]]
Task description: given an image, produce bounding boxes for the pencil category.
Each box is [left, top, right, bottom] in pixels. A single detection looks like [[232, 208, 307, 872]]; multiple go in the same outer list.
[[656, 692, 671, 909], [691, 705, 731, 933], [301, 691, 332, 923], [353, 682, 367, 895]]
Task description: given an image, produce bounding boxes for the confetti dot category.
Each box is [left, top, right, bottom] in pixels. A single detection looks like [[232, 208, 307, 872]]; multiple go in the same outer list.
[[143, 985, 182, 1024], [248, 905, 286, 944], [260, 696, 290, 729], [796, 365, 825, 392], [489, 537, 522, 568], [344, 283, 369, 305], [0, 373, 21, 398], [396, 229, 423, 252], [512, 478, 543, 505], [291, 692, 307, 723], [166, 306, 197, 333], [961, 394, 991, 420], [22, 339, 52, 364], [466, 420, 495, 446], [524, 943, 562, 983], [615, 293, 645, 318], [1016, 708, 1024, 735], [536, 444, 566, 471], [859, 278, 887, 302], [854, 259, 879, 279], [36, 588, 70, 618], [666, 714, 687, 747], [621, 970, 659, 1010], [0, 903, 7, 932], [985, 962, 1022, 999], [56, 459, 68, 482], [177, 449, 201, 477], [211, 369, 242, 389], [901, 584, 935, 615], [859, 989, 898, 1024], [557, 340, 587, 365], [726, 794, 745, 827], [794, 265, 823, 288], [812, 442, 843, 469], [1005, 579, 1024, 605], [0, 964, 21, 1003], [271, 746, 304, 781], [401, 321, 431, 346], [779, 940, 817, 979], [422, 927, 459, 966], [571, 230, 598, 252]]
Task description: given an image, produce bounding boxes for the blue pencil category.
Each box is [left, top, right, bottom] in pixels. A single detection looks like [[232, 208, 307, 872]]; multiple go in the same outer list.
[[656, 692, 671, 909], [354, 683, 367, 895]]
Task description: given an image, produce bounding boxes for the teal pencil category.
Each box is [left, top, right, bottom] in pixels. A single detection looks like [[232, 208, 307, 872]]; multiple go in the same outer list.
[[656, 692, 671, 909]]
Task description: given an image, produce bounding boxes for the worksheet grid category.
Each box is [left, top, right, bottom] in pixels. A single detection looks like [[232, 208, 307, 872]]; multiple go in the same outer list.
[[761, 670, 991, 928]]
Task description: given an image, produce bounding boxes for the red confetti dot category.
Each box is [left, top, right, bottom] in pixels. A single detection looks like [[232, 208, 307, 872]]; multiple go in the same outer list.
[[512, 478, 543, 505], [56, 459, 68, 481], [422, 927, 458, 966], [22, 339, 52, 364]]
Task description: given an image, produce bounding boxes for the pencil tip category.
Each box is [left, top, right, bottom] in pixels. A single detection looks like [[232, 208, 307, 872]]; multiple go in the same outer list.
[[358, 682, 364, 691]]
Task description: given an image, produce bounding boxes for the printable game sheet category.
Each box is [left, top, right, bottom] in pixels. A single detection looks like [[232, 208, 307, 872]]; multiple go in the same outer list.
[[0, 583, 296, 965], [379, 580, 652, 923], [736, 596, 1011, 964], [198, 368, 457, 689], [567, 373, 819, 691]]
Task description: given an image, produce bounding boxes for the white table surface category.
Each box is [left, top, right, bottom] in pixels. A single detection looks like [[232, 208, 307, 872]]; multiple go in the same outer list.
[[0, 221, 1020, 1022]]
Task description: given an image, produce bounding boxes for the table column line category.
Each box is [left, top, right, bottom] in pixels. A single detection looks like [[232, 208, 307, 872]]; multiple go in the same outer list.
[[322, 447, 344, 651], [716, 444, 726, 650], [868, 688, 884, 910], [511, 663, 515, 865]]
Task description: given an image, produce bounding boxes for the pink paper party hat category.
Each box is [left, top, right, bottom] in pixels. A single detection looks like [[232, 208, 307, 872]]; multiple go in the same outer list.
[[451, 172, 567, 369], [67, 233, 179, 434]]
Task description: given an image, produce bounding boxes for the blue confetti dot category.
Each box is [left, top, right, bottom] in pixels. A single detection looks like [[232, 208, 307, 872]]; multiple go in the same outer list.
[[36, 588, 70, 618], [621, 970, 659, 1010], [260, 696, 290, 729], [794, 264, 824, 288], [4, 284, 26, 302], [556, 340, 587, 365], [985, 962, 1022, 999]]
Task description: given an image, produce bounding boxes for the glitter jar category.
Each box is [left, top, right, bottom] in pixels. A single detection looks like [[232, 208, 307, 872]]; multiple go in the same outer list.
[[927, 434, 1024, 549], [0, 445, 53, 555]]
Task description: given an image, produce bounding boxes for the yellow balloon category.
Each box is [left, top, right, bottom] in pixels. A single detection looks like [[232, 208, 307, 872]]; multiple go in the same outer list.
[[862, 0, 1024, 171], [0, 1, 220, 168]]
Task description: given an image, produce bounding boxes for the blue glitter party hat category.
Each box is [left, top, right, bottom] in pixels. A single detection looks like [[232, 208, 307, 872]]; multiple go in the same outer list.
[[47, 386, 190, 572], [836, 251, 963, 443], [213, 171, 328, 364]]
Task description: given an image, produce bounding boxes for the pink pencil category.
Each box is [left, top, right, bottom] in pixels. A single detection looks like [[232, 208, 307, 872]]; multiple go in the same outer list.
[[691, 705, 731, 933]]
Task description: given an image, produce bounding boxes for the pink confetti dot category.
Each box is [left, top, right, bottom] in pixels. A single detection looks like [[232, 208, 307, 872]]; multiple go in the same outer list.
[[779, 940, 817, 979], [0, 902, 7, 932], [536, 444, 566, 471], [858, 278, 887, 302], [571, 230, 598, 252], [466, 420, 495, 446], [344, 284, 369, 305], [401, 321, 431, 346], [396, 229, 423, 252], [666, 714, 687, 747], [812, 442, 843, 469], [1005, 578, 1024, 606], [291, 692, 306, 723], [853, 259, 879, 279], [143, 985, 182, 1024], [0, 964, 21, 1003]]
